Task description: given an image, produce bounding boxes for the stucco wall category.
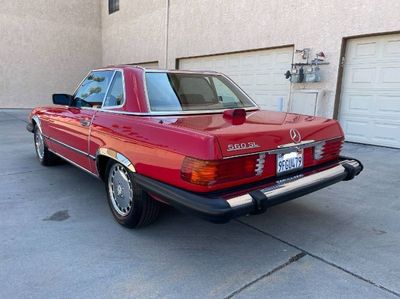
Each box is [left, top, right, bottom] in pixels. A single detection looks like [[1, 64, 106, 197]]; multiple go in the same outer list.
[[0, 0, 102, 108], [101, 0, 166, 67], [101, 0, 400, 118]]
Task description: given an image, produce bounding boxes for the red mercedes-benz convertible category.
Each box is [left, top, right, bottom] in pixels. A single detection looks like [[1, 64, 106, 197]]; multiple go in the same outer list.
[[27, 66, 363, 228]]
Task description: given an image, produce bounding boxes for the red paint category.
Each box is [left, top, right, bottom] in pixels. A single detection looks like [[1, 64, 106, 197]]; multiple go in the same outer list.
[[29, 66, 344, 195]]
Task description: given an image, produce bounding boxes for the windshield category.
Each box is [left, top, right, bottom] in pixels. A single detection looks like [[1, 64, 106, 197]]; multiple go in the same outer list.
[[145, 72, 256, 112]]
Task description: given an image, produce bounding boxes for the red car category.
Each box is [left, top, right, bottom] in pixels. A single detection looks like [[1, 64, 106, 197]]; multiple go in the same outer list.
[[27, 66, 363, 228]]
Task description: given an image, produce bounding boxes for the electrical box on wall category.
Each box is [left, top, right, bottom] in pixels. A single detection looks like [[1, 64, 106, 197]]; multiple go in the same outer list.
[[285, 49, 328, 83]]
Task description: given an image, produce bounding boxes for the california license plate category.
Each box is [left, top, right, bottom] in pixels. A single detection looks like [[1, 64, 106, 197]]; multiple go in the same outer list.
[[276, 150, 303, 175]]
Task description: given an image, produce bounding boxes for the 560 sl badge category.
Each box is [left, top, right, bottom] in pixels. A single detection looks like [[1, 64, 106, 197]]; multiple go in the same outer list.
[[227, 142, 260, 152]]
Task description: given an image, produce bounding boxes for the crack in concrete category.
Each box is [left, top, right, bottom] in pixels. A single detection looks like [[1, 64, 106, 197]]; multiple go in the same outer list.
[[224, 252, 307, 299], [236, 219, 400, 298], [0, 168, 48, 177]]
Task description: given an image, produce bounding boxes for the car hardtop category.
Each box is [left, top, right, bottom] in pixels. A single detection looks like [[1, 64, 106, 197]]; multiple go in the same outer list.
[[85, 65, 259, 115]]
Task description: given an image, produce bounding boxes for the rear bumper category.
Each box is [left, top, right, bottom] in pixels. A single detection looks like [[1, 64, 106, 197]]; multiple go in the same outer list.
[[134, 157, 363, 223]]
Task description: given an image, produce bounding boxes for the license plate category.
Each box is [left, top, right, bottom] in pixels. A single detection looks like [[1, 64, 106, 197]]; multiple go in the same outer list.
[[276, 150, 303, 175]]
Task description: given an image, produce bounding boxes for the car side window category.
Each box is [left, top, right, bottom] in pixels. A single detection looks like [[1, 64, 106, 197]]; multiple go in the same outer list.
[[103, 71, 125, 108], [73, 71, 114, 108]]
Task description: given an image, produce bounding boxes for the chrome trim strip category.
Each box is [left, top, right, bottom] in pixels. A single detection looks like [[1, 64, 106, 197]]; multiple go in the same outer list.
[[255, 153, 266, 176], [144, 69, 222, 75], [45, 135, 87, 156], [277, 140, 315, 148], [44, 135, 95, 160], [49, 150, 99, 179], [96, 148, 136, 172], [227, 159, 359, 208], [222, 137, 343, 160], [82, 107, 149, 115], [263, 162, 356, 201], [92, 107, 259, 116], [226, 194, 254, 208]]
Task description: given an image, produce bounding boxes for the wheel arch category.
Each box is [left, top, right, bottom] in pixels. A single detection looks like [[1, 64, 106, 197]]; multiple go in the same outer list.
[[95, 148, 136, 181], [31, 115, 41, 131]]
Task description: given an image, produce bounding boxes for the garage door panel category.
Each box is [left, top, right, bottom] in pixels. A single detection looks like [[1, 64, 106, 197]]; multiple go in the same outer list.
[[342, 117, 400, 147], [377, 95, 400, 114], [354, 41, 377, 58], [381, 67, 400, 83], [271, 73, 289, 88], [372, 122, 400, 147], [258, 54, 274, 66], [350, 67, 376, 83], [241, 55, 256, 67], [343, 119, 370, 139], [346, 94, 371, 112], [226, 57, 240, 68], [383, 39, 400, 56], [276, 52, 293, 63], [255, 74, 273, 88], [179, 47, 293, 112]]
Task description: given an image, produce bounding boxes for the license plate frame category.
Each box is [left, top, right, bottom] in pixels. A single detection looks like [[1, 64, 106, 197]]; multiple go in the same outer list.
[[276, 149, 304, 175]]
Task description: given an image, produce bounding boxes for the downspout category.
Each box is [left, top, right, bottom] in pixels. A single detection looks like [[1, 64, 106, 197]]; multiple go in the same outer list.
[[164, 0, 170, 69]]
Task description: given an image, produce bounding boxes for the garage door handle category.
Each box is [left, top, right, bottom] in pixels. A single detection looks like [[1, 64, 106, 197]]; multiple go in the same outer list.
[[79, 119, 91, 127]]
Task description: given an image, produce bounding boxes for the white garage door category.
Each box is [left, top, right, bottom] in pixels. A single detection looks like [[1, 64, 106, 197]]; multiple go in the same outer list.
[[339, 34, 400, 148], [178, 47, 293, 111]]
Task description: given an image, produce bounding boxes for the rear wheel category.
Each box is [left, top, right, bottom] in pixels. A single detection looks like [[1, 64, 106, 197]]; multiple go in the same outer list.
[[34, 126, 58, 166], [105, 161, 160, 228]]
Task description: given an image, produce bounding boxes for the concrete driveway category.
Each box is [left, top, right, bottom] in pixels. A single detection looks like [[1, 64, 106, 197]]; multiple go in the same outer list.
[[1, 109, 399, 299]]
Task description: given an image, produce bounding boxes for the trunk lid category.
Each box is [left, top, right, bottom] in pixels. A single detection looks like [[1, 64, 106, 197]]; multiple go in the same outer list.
[[155, 110, 344, 158]]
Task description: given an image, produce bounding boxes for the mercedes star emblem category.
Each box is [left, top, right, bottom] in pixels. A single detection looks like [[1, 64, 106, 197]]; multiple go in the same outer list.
[[290, 128, 301, 144]]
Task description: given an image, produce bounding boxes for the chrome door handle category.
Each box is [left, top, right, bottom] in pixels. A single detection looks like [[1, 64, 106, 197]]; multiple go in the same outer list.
[[79, 119, 91, 127]]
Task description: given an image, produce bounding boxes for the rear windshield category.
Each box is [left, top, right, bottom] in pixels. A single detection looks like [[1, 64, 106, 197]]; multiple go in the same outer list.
[[145, 72, 256, 112]]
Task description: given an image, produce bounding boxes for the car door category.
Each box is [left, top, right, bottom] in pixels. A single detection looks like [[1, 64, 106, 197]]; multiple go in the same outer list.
[[48, 70, 115, 172]]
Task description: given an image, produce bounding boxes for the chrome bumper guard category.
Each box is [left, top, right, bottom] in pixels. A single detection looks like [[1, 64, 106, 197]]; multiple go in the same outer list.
[[134, 157, 363, 223], [227, 159, 362, 209]]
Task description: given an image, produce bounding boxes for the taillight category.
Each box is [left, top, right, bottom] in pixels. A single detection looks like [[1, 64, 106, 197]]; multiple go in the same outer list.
[[314, 138, 343, 161], [181, 154, 264, 186], [314, 142, 325, 160]]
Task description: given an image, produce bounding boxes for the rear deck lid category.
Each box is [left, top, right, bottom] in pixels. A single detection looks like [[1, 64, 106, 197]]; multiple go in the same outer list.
[[158, 110, 343, 158]]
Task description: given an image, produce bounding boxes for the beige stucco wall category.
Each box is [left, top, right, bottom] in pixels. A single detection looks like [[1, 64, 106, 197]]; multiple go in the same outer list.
[[0, 0, 102, 108], [101, 0, 400, 118], [101, 0, 166, 67]]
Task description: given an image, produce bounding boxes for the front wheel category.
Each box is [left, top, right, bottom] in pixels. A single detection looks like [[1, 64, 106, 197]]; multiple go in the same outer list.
[[105, 161, 160, 228], [33, 126, 58, 166]]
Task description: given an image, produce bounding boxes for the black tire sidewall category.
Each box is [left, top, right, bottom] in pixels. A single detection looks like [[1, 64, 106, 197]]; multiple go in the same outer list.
[[104, 161, 149, 227]]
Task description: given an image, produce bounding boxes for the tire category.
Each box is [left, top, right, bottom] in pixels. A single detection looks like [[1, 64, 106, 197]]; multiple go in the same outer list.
[[105, 161, 160, 228], [33, 125, 59, 166]]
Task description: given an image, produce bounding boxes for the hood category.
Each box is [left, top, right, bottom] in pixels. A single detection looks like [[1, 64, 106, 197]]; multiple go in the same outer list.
[[154, 110, 344, 158]]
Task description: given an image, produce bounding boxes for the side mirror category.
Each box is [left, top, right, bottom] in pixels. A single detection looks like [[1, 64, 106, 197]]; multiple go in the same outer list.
[[52, 94, 72, 106]]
